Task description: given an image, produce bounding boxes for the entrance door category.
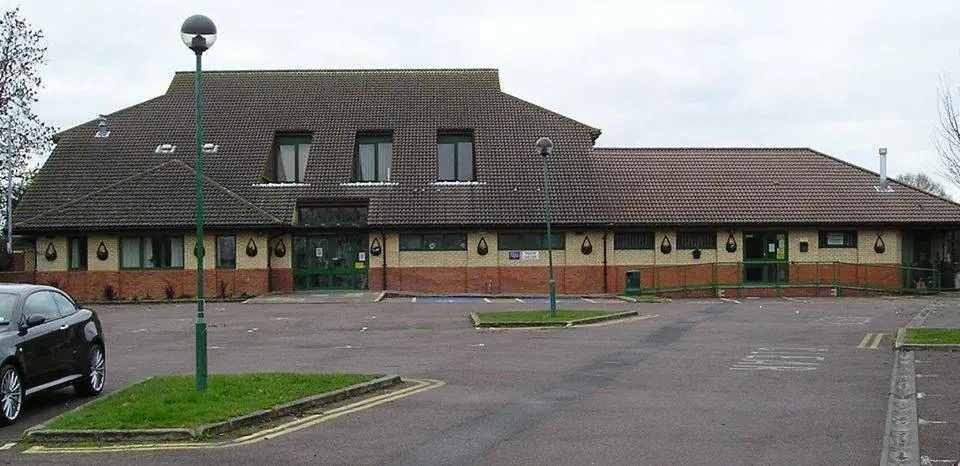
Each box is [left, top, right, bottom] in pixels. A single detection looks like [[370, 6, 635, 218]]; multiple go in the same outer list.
[[743, 232, 789, 283], [293, 234, 369, 290]]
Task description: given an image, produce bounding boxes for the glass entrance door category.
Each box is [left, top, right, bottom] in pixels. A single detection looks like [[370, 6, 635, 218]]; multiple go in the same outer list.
[[743, 232, 789, 283], [293, 234, 369, 290]]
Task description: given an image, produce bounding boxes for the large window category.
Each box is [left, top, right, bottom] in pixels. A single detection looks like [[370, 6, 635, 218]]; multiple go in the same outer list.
[[120, 237, 184, 269], [498, 232, 565, 251], [216, 236, 236, 269], [677, 231, 717, 249], [276, 136, 311, 183], [68, 237, 87, 270], [437, 133, 475, 181], [614, 232, 654, 250], [399, 233, 467, 251], [298, 206, 368, 227], [819, 230, 857, 248], [355, 134, 393, 182]]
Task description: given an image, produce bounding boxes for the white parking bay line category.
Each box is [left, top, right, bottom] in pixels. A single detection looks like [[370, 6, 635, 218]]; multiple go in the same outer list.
[[0, 443, 15, 450], [411, 297, 417, 303], [515, 298, 524, 303], [582, 298, 596, 303], [732, 347, 828, 372]]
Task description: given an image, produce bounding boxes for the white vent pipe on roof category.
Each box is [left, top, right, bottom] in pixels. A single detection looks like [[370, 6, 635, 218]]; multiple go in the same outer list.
[[877, 147, 891, 192]]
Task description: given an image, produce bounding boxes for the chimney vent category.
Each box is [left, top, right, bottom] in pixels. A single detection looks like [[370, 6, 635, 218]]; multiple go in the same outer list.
[[875, 147, 892, 192], [94, 114, 110, 138]]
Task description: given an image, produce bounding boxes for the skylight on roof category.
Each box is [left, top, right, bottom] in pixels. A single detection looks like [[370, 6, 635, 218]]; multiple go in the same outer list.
[[155, 144, 176, 154], [202, 143, 218, 154]]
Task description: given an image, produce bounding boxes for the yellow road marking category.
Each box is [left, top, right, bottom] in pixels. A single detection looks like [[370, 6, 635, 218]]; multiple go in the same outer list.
[[24, 378, 444, 454], [857, 333, 885, 349]]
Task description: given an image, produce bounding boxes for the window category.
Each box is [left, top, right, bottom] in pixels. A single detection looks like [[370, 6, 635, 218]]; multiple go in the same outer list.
[[614, 232, 654, 250], [399, 233, 467, 251], [275, 136, 311, 183], [355, 134, 393, 182], [120, 237, 184, 269], [23, 292, 60, 322], [0, 293, 15, 325], [51, 292, 77, 317], [437, 133, 475, 181], [216, 236, 236, 269], [298, 206, 368, 227], [819, 230, 857, 248], [68, 237, 87, 270], [498, 233, 565, 251], [677, 231, 716, 249]]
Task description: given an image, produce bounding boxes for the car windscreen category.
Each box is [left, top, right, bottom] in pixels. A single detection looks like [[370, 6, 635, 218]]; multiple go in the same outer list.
[[0, 293, 16, 325]]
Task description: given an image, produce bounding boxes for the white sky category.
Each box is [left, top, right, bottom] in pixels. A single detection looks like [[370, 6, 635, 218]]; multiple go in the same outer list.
[[9, 0, 960, 197]]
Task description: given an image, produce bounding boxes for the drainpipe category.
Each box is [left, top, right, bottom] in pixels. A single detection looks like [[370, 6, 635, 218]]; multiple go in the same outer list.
[[602, 226, 610, 294], [381, 231, 387, 292]]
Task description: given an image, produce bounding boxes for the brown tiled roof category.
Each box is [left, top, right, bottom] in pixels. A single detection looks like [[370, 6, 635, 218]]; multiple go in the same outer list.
[[16, 69, 605, 231], [13, 69, 960, 232], [595, 147, 960, 225], [18, 159, 281, 230]]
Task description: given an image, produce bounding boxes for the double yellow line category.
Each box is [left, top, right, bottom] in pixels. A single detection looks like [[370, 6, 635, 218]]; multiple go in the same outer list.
[[25, 378, 444, 454], [858, 333, 886, 349]]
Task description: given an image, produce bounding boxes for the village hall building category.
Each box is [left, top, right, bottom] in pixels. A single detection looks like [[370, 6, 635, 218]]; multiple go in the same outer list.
[[11, 68, 960, 300]]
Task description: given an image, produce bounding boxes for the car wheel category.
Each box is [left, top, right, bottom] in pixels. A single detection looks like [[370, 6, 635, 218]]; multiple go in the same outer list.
[[73, 344, 105, 397], [0, 364, 23, 425]]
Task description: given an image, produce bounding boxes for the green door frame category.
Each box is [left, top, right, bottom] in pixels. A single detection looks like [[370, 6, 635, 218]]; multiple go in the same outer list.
[[293, 234, 369, 290], [743, 231, 789, 284]]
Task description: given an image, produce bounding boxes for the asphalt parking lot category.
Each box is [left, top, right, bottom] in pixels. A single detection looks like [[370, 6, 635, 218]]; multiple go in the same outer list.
[[0, 296, 930, 464]]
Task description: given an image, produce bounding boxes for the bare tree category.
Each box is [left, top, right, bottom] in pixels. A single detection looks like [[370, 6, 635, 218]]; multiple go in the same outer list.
[[896, 172, 951, 199], [0, 8, 55, 235]]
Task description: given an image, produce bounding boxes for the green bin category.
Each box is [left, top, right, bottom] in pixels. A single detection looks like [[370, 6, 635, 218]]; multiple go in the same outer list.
[[625, 269, 641, 296]]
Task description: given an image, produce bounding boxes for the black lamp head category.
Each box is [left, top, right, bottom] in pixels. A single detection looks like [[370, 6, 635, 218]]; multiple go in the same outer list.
[[181, 15, 217, 53], [535, 137, 553, 157]]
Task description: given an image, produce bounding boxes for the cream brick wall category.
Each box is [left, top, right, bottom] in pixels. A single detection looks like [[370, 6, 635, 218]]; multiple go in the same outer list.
[[399, 250, 468, 267], [36, 236, 67, 272], [565, 232, 603, 266], [789, 230, 820, 263], [717, 230, 741, 263], [236, 233, 269, 269], [467, 231, 498, 267], [269, 234, 293, 269], [88, 235, 118, 271], [184, 235, 216, 270], [858, 229, 901, 264]]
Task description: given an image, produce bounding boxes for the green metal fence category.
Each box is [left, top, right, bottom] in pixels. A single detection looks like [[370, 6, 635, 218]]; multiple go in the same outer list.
[[631, 261, 941, 296]]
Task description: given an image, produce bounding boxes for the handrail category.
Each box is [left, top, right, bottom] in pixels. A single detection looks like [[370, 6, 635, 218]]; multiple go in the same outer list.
[[630, 260, 942, 295]]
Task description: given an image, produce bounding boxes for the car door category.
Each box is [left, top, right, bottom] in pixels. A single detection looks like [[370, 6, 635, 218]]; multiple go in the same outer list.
[[18, 291, 70, 388], [50, 291, 86, 376]]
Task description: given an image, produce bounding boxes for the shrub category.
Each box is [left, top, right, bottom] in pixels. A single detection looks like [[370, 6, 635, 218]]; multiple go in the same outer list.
[[217, 279, 228, 299], [164, 282, 175, 300], [103, 284, 117, 301]]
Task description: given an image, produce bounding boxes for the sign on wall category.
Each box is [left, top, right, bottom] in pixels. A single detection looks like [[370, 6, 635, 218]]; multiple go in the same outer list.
[[521, 251, 540, 261], [508, 251, 521, 260]]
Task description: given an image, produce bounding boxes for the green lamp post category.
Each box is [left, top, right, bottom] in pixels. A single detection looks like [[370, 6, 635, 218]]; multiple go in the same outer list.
[[535, 137, 557, 318], [181, 14, 217, 392]]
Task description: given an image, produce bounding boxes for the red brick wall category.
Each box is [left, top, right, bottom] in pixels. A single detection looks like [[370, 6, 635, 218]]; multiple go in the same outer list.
[[563, 266, 604, 294], [270, 269, 293, 292], [466, 267, 500, 294], [37, 269, 272, 301], [398, 267, 468, 294]]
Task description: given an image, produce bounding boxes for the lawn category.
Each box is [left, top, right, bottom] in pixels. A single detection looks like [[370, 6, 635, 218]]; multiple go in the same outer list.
[[46, 373, 379, 430], [474, 310, 620, 324], [905, 328, 960, 345]]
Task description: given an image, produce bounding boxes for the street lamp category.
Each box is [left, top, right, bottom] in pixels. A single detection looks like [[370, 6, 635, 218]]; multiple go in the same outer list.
[[535, 137, 557, 318], [181, 14, 216, 392]]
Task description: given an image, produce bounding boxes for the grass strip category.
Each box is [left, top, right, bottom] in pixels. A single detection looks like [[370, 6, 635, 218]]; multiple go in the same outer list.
[[474, 310, 618, 324], [46, 373, 378, 430], [905, 328, 960, 345]]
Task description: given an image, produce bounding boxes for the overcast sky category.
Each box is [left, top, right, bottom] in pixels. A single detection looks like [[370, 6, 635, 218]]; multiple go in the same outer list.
[[9, 0, 960, 196]]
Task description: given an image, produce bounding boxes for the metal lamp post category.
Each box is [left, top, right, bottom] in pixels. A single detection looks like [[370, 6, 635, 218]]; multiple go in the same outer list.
[[535, 137, 557, 318], [181, 14, 217, 392]]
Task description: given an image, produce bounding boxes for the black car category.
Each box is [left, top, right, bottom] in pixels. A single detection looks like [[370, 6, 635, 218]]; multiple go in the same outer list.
[[0, 284, 105, 425]]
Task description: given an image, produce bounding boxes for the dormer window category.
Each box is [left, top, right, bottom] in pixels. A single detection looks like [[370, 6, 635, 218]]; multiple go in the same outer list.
[[275, 135, 311, 183], [355, 133, 393, 182], [437, 132, 475, 181]]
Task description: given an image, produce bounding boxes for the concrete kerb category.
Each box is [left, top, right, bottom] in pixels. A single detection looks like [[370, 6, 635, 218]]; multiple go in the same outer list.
[[470, 311, 639, 329], [24, 375, 402, 445], [895, 300, 960, 351], [879, 350, 920, 466]]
